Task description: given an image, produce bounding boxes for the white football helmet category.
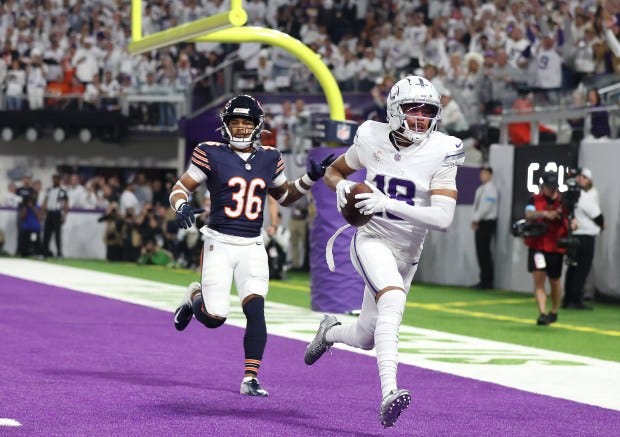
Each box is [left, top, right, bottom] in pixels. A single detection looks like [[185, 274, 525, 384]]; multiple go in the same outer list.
[[386, 76, 442, 144]]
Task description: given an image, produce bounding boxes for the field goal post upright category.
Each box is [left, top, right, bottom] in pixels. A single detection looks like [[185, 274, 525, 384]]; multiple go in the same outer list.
[[129, 3, 357, 311], [129, 1, 346, 173]]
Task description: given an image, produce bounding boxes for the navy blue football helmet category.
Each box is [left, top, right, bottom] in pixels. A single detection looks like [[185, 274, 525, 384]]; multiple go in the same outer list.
[[220, 94, 264, 149]]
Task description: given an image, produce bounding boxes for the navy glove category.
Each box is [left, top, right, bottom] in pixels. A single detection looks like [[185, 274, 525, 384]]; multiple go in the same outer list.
[[176, 203, 204, 229], [307, 153, 337, 181]]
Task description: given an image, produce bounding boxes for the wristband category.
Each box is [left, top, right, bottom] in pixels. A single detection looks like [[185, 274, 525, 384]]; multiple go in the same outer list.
[[174, 199, 187, 212], [294, 179, 309, 194], [301, 173, 315, 186]]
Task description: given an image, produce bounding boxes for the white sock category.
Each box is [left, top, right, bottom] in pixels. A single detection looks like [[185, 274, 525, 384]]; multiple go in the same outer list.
[[375, 290, 406, 399], [325, 322, 375, 350]]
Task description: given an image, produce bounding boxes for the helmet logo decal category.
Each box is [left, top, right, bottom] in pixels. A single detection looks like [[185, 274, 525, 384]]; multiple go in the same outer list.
[[232, 108, 250, 114], [389, 85, 399, 100]]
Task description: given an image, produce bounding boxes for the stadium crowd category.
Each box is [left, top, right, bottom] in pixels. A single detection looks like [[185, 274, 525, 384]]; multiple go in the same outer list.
[[1, 0, 619, 269], [1, 1, 618, 126]]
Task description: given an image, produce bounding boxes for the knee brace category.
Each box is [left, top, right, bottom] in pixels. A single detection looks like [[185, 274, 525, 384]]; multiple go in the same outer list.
[[192, 294, 226, 329], [242, 296, 267, 360]]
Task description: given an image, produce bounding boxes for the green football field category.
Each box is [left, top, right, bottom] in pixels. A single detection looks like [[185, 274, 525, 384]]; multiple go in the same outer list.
[[47, 258, 620, 363]]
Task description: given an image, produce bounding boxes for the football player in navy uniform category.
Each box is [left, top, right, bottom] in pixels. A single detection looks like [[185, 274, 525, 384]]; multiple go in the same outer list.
[[170, 94, 334, 397], [304, 76, 464, 427]]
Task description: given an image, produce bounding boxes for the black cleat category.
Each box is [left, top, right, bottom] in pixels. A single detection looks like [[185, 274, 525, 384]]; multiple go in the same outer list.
[[536, 314, 549, 326], [174, 282, 201, 331], [546, 312, 558, 324]]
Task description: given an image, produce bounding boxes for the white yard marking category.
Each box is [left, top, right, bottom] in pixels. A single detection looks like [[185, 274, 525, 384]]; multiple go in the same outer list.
[[0, 419, 21, 427], [2, 259, 619, 411]]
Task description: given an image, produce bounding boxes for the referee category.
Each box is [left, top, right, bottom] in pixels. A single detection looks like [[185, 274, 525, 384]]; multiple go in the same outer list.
[[41, 174, 69, 258], [471, 165, 498, 289]]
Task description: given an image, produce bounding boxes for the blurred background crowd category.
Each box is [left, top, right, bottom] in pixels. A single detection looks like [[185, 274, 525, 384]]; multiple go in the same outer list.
[[1, 0, 619, 278]]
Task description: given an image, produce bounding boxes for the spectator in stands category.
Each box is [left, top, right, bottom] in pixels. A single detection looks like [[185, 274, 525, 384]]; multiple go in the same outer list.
[[529, 32, 563, 106], [82, 73, 102, 110], [438, 88, 469, 139], [100, 70, 121, 111], [384, 26, 412, 78], [5, 58, 26, 110], [156, 53, 178, 128], [71, 36, 99, 85], [569, 88, 611, 143], [333, 47, 359, 92], [585, 88, 611, 139], [508, 90, 557, 146], [366, 74, 395, 122], [133, 172, 153, 207], [119, 177, 141, 216], [26, 48, 47, 110], [151, 178, 169, 208], [272, 100, 297, 153], [139, 72, 160, 125], [66, 173, 87, 208], [358, 47, 383, 91], [488, 48, 526, 111]]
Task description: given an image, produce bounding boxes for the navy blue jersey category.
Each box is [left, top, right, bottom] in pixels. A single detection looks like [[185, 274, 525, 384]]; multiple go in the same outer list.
[[191, 142, 285, 238]]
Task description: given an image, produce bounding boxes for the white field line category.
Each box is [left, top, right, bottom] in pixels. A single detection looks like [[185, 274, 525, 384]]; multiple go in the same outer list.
[[1, 259, 619, 411]]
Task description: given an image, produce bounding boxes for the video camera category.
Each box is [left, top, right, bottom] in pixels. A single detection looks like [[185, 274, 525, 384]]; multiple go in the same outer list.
[[562, 167, 581, 213], [511, 219, 547, 238], [558, 167, 581, 266]]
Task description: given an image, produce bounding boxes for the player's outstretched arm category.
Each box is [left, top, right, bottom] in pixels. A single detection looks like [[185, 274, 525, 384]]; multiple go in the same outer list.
[[355, 184, 458, 232], [269, 154, 336, 207]]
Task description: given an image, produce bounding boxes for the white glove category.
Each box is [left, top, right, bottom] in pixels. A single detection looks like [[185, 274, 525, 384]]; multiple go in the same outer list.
[[335, 179, 356, 212], [354, 180, 393, 215]]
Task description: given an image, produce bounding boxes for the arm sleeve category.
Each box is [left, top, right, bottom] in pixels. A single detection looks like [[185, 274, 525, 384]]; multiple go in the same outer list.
[[385, 194, 456, 232], [344, 143, 364, 170], [186, 163, 207, 184]]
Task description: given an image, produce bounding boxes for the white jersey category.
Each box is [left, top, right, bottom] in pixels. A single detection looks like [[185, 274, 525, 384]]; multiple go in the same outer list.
[[344, 120, 464, 261]]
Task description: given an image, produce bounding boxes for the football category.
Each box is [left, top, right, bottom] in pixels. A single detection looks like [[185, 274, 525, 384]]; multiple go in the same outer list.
[[341, 183, 373, 227]]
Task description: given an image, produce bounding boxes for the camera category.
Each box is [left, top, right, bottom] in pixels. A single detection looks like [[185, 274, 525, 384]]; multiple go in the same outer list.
[[562, 168, 581, 212], [560, 167, 581, 266], [511, 219, 547, 238]]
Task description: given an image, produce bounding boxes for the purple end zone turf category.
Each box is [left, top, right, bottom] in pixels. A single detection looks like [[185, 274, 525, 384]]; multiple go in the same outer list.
[[1, 274, 619, 436]]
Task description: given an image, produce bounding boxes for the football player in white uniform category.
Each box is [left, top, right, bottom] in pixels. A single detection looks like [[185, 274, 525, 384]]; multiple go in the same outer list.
[[304, 76, 464, 427]]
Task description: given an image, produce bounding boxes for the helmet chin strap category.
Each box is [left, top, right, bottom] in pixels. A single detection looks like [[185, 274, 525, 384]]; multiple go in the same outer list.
[[229, 137, 254, 150]]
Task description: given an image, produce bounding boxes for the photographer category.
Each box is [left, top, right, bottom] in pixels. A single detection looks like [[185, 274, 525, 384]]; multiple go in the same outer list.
[[563, 169, 604, 310], [523, 172, 569, 326], [97, 202, 124, 261]]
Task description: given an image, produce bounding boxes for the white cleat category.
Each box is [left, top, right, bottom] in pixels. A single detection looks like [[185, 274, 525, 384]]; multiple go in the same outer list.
[[173, 282, 201, 331], [379, 389, 411, 428]]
